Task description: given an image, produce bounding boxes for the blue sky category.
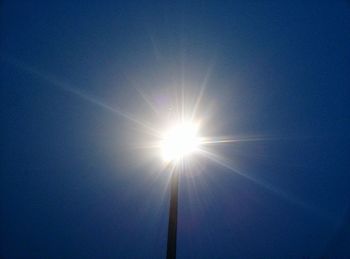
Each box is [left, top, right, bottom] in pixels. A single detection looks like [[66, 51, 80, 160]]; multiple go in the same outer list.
[[1, 1, 350, 258]]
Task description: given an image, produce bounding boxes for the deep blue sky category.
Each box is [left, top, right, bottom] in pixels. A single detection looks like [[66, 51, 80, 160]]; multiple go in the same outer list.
[[1, 1, 350, 258]]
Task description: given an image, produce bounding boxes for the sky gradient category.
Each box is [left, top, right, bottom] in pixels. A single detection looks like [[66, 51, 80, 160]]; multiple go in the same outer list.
[[1, 1, 350, 258]]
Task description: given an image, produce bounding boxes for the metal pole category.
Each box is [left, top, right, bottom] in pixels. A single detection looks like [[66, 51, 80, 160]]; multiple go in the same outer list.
[[166, 171, 179, 259]]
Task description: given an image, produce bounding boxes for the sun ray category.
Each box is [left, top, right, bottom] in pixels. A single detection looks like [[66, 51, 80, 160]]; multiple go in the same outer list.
[[199, 135, 283, 145], [5, 57, 161, 138], [121, 71, 160, 116], [197, 148, 318, 212], [191, 63, 214, 121]]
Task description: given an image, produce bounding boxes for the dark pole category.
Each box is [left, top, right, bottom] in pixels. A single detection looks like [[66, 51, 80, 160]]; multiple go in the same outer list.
[[166, 171, 179, 259]]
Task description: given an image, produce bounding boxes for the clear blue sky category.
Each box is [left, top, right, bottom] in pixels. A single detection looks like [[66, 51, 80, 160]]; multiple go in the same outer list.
[[1, 1, 350, 258]]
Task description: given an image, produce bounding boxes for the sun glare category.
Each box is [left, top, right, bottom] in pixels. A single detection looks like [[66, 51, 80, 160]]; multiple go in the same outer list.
[[160, 121, 200, 162]]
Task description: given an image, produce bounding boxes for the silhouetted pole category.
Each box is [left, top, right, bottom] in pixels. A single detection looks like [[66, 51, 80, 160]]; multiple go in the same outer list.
[[166, 171, 179, 259]]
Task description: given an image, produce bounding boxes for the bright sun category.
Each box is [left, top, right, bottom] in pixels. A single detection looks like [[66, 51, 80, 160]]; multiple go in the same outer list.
[[160, 121, 200, 162]]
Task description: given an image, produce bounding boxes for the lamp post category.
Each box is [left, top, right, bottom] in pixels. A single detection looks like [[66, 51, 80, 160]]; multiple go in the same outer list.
[[166, 170, 179, 259]]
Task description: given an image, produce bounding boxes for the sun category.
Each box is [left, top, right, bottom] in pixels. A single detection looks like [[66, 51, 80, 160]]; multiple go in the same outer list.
[[160, 121, 200, 163]]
